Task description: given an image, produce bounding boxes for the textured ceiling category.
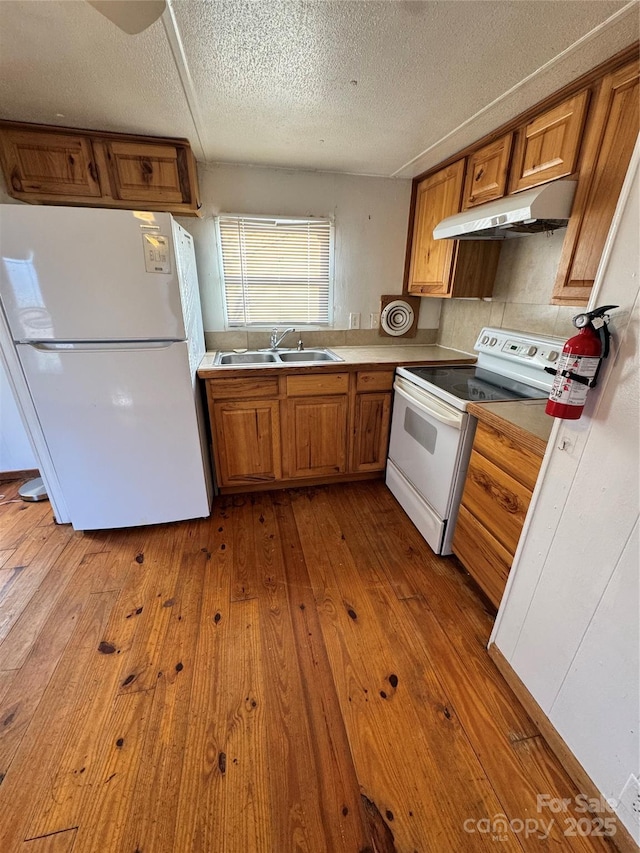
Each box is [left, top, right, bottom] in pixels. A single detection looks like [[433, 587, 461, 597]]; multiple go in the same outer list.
[[0, 0, 638, 177]]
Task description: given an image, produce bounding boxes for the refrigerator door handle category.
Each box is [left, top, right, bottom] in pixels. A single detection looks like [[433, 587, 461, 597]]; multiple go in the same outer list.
[[24, 341, 181, 352]]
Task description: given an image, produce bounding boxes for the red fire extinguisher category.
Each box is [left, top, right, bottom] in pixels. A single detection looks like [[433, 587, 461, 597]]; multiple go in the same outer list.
[[545, 305, 618, 420]]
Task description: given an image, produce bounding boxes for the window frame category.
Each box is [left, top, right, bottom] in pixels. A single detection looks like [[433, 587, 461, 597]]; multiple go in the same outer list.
[[215, 213, 335, 330]]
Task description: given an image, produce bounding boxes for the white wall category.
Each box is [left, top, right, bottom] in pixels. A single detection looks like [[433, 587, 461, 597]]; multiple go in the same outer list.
[[179, 162, 441, 334], [492, 142, 640, 843], [0, 356, 37, 473]]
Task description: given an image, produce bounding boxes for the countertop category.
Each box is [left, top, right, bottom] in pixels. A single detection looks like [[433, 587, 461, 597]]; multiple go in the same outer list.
[[197, 344, 475, 377], [467, 400, 553, 456]]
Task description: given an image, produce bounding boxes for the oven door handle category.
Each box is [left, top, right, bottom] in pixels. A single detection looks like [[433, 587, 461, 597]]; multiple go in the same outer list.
[[393, 378, 464, 429]]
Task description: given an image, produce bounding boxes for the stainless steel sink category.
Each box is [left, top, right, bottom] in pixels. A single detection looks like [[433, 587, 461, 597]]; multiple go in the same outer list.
[[278, 349, 341, 362], [217, 351, 279, 365], [213, 347, 343, 366]]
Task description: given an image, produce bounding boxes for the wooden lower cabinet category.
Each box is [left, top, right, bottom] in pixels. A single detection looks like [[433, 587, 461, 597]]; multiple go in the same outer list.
[[351, 392, 392, 472], [212, 399, 281, 486], [204, 367, 395, 492], [453, 420, 544, 609], [283, 395, 349, 478]]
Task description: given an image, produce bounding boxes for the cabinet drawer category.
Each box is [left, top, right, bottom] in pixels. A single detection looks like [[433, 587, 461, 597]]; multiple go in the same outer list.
[[356, 370, 395, 392], [286, 372, 348, 396], [452, 505, 511, 608], [462, 450, 532, 554], [206, 377, 279, 400], [473, 421, 543, 491]]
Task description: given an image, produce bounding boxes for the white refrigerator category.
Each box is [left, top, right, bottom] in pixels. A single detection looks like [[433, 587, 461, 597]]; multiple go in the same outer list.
[[0, 204, 212, 530]]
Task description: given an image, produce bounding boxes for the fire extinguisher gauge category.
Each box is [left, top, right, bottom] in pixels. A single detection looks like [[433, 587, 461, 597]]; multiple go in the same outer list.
[[572, 305, 619, 329]]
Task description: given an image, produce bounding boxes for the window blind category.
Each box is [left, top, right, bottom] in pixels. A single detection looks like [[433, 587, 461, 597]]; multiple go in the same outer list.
[[217, 215, 333, 327]]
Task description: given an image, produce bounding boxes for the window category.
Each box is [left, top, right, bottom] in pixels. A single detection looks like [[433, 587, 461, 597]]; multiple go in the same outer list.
[[216, 215, 333, 327]]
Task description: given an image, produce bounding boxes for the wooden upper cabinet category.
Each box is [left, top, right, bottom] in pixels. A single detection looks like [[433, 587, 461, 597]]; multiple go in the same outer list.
[[0, 128, 101, 200], [0, 121, 201, 216], [101, 140, 194, 206], [510, 90, 590, 193], [552, 58, 640, 306], [408, 160, 465, 296], [406, 158, 501, 299], [462, 133, 513, 209]]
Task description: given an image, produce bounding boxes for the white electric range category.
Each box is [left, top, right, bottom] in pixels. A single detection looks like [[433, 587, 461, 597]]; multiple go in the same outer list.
[[386, 327, 564, 556]]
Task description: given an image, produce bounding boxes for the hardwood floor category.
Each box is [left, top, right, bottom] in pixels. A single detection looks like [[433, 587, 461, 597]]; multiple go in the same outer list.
[[0, 478, 618, 852]]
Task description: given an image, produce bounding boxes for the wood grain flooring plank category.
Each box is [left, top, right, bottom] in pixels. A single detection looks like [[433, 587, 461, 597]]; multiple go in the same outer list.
[[510, 735, 618, 853], [0, 526, 81, 646], [346, 483, 539, 740], [290, 488, 519, 853], [20, 829, 77, 853], [0, 533, 106, 671], [229, 495, 258, 601], [0, 501, 51, 551], [0, 481, 617, 853], [113, 521, 193, 695], [174, 504, 273, 853], [0, 539, 114, 777], [0, 590, 119, 851], [0, 549, 17, 569], [249, 494, 329, 852], [344, 484, 611, 851], [56, 690, 155, 853], [0, 668, 16, 705], [355, 481, 496, 633], [25, 584, 141, 839], [118, 534, 208, 853], [2, 522, 74, 571], [273, 492, 376, 853]]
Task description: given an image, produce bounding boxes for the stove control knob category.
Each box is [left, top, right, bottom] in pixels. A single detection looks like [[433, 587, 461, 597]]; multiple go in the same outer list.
[[527, 346, 538, 357], [489, 337, 497, 346], [548, 350, 559, 362], [481, 335, 489, 345]]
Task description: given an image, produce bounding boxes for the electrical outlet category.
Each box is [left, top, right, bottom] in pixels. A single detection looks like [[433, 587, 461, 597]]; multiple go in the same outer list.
[[370, 312, 380, 329], [618, 774, 640, 826], [349, 312, 360, 329]]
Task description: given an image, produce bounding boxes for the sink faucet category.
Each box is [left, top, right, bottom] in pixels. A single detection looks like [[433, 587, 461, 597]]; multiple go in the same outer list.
[[269, 327, 296, 350]]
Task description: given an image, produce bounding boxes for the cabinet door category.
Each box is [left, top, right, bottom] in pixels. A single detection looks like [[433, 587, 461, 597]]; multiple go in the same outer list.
[[351, 392, 392, 472], [461, 450, 532, 555], [510, 90, 589, 192], [0, 129, 101, 199], [103, 140, 193, 205], [452, 505, 511, 609], [284, 395, 348, 478], [552, 59, 639, 306], [212, 399, 281, 486], [462, 133, 513, 209], [407, 160, 465, 296]]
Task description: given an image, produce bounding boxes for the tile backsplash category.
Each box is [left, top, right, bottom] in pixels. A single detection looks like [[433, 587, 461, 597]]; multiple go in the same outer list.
[[437, 229, 579, 353], [205, 327, 438, 352]]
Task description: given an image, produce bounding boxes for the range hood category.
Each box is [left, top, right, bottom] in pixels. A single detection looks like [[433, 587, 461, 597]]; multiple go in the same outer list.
[[433, 180, 577, 240]]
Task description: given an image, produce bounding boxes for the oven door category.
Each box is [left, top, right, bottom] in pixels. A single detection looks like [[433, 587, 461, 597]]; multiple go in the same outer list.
[[387, 376, 470, 521]]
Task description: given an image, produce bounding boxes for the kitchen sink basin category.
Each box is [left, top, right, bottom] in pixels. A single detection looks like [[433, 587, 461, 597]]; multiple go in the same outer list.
[[217, 351, 279, 364], [278, 349, 341, 362], [213, 348, 343, 366]]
